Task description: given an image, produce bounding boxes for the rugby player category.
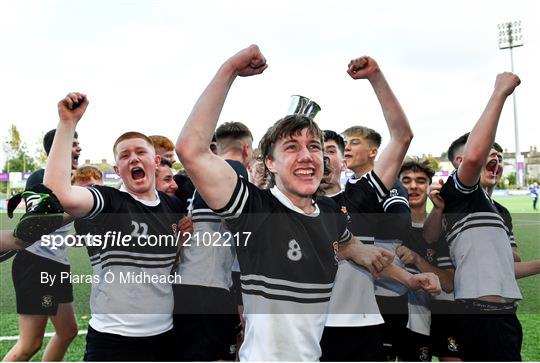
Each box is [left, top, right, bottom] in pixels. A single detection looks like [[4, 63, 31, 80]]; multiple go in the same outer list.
[[44, 93, 185, 361], [423, 72, 523, 361], [176, 45, 439, 361]]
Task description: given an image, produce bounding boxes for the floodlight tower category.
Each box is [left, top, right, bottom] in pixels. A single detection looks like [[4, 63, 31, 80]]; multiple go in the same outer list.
[[498, 21, 524, 186]]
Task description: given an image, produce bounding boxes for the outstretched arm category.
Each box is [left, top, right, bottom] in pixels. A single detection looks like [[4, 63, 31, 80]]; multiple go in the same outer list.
[[337, 237, 395, 278], [457, 73, 520, 187], [176, 45, 267, 210], [347, 56, 413, 189], [44, 93, 94, 217], [515, 260, 540, 279], [396, 245, 454, 293], [379, 264, 441, 295]]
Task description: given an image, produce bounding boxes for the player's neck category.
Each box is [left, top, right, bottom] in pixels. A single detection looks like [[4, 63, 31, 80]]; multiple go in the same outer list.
[[411, 205, 428, 224], [125, 186, 158, 201], [353, 163, 373, 178], [220, 150, 248, 168]]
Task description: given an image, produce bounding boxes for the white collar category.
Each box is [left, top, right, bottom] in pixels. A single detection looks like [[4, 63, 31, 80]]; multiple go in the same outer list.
[[120, 185, 161, 207], [270, 186, 320, 217], [411, 221, 424, 228], [324, 190, 343, 198]]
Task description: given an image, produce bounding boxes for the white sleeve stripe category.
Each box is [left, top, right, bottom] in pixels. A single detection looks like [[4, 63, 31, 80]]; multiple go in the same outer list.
[[85, 187, 104, 219], [383, 196, 409, 211], [365, 171, 387, 199], [339, 229, 352, 243], [214, 179, 248, 217], [452, 172, 477, 194]]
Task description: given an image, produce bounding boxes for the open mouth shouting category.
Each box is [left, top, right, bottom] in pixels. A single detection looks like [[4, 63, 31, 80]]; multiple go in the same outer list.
[[485, 159, 498, 178], [130, 166, 146, 181], [72, 154, 80, 168]]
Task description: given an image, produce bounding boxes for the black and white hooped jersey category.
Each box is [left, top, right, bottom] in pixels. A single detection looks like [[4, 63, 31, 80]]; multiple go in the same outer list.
[[213, 176, 351, 362], [326, 170, 389, 327], [406, 222, 456, 335], [493, 200, 517, 248], [74, 185, 184, 337], [440, 170, 521, 300], [374, 180, 411, 297], [178, 159, 248, 290]]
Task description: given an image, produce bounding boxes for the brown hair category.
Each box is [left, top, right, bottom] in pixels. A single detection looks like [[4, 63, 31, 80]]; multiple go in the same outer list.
[[400, 157, 436, 184], [113, 132, 155, 157], [259, 115, 325, 197], [148, 135, 175, 151], [72, 165, 103, 184], [342, 126, 382, 148]]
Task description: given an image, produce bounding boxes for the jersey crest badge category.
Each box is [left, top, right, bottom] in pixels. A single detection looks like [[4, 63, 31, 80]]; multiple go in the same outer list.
[[447, 337, 459, 352], [390, 188, 398, 197], [41, 294, 53, 308], [426, 248, 435, 263]]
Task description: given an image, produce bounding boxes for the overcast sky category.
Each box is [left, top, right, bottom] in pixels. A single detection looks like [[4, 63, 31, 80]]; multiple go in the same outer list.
[[1, 0, 538, 167]]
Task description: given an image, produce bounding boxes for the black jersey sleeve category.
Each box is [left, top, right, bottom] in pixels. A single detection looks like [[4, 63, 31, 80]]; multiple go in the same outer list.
[[82, 185, 118, 219], [317, 196, 353, 244], [440, 170, 479, 203], [434, 237, 454, 270], [212, 175, 269, 234], [345, 170, 389, 211], [378, 180, 411, 240], [494, 201, 517, 247]]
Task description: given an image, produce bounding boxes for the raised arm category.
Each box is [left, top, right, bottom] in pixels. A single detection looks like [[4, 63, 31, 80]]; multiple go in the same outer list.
[[423, 178, 445, 243], [176, 45, 267, 210], [457, 73, 520, 186], [44, 93, 94, 217], [347, 56, 413, 189]]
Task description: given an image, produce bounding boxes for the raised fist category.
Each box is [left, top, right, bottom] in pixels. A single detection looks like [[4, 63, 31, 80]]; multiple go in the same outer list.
[[494, 72, 521, 97], [226, 44, 268, 77], [58, 92, 89, 124], [347, 56, 380, 80]]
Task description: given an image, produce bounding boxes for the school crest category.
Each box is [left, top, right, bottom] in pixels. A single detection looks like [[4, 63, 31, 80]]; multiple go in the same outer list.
[[447, 337, 459, 352], [41, 294, 53, 308]]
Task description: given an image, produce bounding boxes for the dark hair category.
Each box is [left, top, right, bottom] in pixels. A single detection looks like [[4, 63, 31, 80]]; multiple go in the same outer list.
[[215, 122, 253, 142], [323, 130, 345, 155], [447, 132, 469, 167], [342, 126, 382, 148], [448, 132, 502, 167], [259, 114, 324, 195], [159, 158, 173, 168], [43, 129, 79, 156], [400, 157, 436, 184]]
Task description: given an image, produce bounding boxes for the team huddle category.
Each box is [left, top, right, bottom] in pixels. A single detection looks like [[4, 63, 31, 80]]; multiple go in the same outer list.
[[2, 44, 540, 362]]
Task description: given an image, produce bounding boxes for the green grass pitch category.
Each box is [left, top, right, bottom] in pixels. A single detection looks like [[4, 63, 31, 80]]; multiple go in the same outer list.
[[0, 195, 538, 361]]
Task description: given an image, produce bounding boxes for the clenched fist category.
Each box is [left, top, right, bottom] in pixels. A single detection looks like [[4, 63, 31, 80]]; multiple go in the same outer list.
[[58, 92, 89, 124], [226, 44, 268, 77], [347, 56, 380, 80], [494, 72, 520, 97]]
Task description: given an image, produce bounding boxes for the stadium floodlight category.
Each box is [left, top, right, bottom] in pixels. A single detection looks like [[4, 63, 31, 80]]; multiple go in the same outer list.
[[497, 20, 524, 187]]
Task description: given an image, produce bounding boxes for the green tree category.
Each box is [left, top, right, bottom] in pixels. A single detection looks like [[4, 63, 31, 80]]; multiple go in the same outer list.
[[33, 131, 48, 168], [3, 124, 38, 172]]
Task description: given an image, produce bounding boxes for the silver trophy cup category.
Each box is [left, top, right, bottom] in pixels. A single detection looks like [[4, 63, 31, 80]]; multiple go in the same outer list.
[[287, 95, 321, 119]]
